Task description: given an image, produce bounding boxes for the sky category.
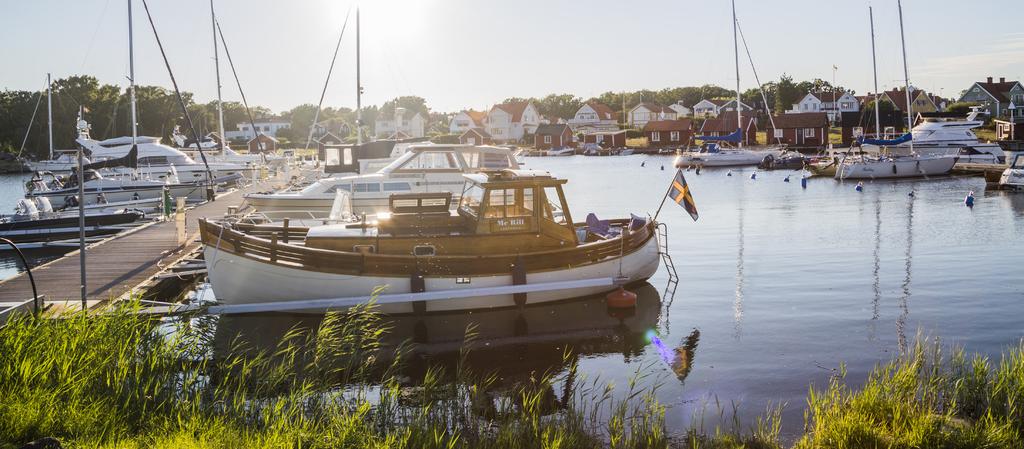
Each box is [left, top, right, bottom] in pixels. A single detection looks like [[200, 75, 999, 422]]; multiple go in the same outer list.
[[2, 0, 1023, 114]]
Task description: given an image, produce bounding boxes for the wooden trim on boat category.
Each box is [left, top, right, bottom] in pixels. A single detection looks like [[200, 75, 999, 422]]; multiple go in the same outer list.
[[199, 218, 656, 277]]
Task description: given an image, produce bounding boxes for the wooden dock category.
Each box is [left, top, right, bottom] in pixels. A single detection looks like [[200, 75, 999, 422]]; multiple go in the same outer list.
[[0, 180, 278, 313]]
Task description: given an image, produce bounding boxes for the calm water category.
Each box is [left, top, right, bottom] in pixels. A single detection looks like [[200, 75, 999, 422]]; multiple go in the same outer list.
[[0, 173, 71, 279], [4, 158, 1024, 436]]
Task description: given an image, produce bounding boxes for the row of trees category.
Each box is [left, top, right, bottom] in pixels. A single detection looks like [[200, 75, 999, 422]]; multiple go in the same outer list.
[[1, 74, 852, 159]]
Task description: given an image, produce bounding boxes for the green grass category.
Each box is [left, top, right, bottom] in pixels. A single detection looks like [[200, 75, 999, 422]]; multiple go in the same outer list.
[[5, 303, 1024, 448]]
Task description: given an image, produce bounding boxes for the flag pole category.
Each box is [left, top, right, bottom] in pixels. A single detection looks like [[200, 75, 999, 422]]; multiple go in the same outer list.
[[652, 179, 675, 222]]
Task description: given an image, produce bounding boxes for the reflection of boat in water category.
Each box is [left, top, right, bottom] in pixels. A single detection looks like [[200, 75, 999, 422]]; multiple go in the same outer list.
[[212, 283, 664, 382]]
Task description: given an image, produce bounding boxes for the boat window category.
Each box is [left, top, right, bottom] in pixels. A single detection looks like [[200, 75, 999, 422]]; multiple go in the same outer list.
[[383, 182, 411, 192], [354, 183, 381, 192], [398, 151, 458, 170], [458, 183, 485, 217], [138, 156, 169, 165], [324, 184, 352, 193], [1013, 155, 1024, 169], [542, 186, 567, 225], [484, 188, 533, 219]]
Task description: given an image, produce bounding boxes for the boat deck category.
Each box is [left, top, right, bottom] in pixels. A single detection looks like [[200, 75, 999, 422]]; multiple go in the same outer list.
[[0, 179, 280, 314]]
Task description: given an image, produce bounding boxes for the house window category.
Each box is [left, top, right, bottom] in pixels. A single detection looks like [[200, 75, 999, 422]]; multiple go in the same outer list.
[[773, 128, 784, 138], [804, 128, 816, 137], [651, 133, 661, 142], [263, 126, 270, 132], [543, 135, 552, 144], [670, 131, 680, 141]]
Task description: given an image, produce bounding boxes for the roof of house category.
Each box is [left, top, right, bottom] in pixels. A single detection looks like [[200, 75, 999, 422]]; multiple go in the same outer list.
[[881, 88, 933, 111], [709, 98, 732, 107], [632, 102, 672, 113], [460, 127, 491, 139], [586, 102, 617, 120], [810, 91, 851, 103], [975, 80, 1022, 102], [248, 133, 279, 143], [535, 123, 571, 136], [770, 112, 830, 128], [459, 110, 487, 126], [493, 102, 532, 122], [642, 119, 693, 132], [700, 116, 756, 133]]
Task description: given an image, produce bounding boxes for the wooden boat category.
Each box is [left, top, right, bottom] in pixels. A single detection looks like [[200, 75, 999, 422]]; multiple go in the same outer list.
[[200, 169, 661, 314]]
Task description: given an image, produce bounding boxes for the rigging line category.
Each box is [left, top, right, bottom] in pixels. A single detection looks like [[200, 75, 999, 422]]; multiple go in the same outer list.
[[16, 88, 45, 159], [216, 20, 267, 155], [138, 0, 216, 195], [304, 5, 353, 151], [78, 0, 113, 71], [735, 18, 779, 144]]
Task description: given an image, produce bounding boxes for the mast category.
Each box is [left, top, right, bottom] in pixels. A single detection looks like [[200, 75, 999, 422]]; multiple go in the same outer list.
[[210, 0, 226, 152], [897, 0, 913, 154], [46, 73, 53, 160], [869, 6, 881, 137], [128, 0, 138, 146], [732, 0, 742, 148], [355, 5, 362, 145]]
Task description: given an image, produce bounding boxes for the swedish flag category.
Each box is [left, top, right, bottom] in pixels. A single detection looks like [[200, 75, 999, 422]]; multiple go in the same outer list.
[[669, 170, 699, 221]]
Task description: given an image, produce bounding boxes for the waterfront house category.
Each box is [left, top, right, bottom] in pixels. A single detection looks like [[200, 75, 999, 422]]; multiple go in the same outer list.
[[691, 98, 752, 118], [628, 102, 676, 128], [697, 116, 757, 146], [228, 117, 290, 140], [534, 124, 574, 150], [790, 92, 860, 122], [581, 130, 627, 148], [459, 128, 492, 146], [449, 110, 487, 134], [959, 76, 1024, 118], [880, 88, 939, 114], [568, 102, 618, 130], [375, 108, 426, 139], [995, 117, 1024, 141], [767, 112, 830, 147], [247, 133, 278, 153], [643, 119, 693, 147], [486, 101, 541, 142]]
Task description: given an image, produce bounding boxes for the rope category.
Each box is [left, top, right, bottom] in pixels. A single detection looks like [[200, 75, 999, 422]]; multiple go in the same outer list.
[[216, 20, 268, 155], [304, 6, 353, 151], [16, 88, 44, 159]]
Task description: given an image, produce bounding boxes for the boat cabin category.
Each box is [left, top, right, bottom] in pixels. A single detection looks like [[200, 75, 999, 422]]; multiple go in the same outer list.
[[303, 169, 580, 254]]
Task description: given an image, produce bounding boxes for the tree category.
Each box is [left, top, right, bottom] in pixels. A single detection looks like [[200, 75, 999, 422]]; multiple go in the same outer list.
[[535, 93, 583, 120], [775, 74, 800, 114]]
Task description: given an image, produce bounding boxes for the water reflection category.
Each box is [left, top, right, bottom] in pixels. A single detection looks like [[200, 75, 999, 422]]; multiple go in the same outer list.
[[870, 197, 881, 341], [213, 283, 664, 384], [897, 195, 914, 352], [733, 193, 745, 340]]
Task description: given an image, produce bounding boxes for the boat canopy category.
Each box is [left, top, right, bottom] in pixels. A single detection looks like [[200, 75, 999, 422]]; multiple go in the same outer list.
[[858, 132, 912, 146], [696, 128, 742, 143]]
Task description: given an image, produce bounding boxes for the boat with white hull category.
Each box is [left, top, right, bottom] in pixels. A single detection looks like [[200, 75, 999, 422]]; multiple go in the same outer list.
[[245, 144, 519, 217], [77, 134, 246, 182], [860, 111, 1005, 164], [25, 169, 206, 208], [835, 155, 957, 180], [999, 154, 1024, 190], [202, 169, 660, 314], [675, 143, 781, 167]]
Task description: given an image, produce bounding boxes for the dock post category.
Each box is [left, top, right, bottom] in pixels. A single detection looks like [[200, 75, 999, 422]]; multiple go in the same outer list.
[[176, 197, 187, 245], [282, 218, 289, 244], [270, 234, 278, 262]]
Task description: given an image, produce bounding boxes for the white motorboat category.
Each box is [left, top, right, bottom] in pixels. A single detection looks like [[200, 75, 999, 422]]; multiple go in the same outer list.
[[546, 147, 575, 157], [26, 153, 90, 173], [674, 143, 780, 167], [202, 169, 660, 314], [835, 154, 957, 180], [24, 169, 206, 209], [245, 144, 520, 217], [999, 154, 1024, 190], [860, 110, 1005, 163], [171, 127, 289, 171], [76, 131, 247, 183]]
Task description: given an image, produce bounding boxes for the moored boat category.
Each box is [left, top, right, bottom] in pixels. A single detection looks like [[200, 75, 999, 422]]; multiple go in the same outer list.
[[202, 169, 661, 314], [999, 154, 1024, 190]]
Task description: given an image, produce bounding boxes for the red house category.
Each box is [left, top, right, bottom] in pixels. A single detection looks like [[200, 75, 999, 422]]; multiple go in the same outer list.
[[581, 130, 627, 148], [697, 117, 757, 146], [534, 124, 574, 150], [766, 112, 830, 147], [642, 119, 693, 147], [459, 128, 492, 146], [247, 133, 278, 153]]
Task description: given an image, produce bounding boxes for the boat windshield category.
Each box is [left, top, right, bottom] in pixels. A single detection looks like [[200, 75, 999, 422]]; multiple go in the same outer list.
[[1012, 154, 1024, 169], [387, 150, 460, 172], [541, 186, 567, 225], [462, 151, 516, 170], [458, 182, 485, 217]]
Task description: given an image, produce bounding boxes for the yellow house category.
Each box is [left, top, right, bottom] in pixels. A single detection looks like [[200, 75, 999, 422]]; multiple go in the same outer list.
[[880, 89, 939, 113]]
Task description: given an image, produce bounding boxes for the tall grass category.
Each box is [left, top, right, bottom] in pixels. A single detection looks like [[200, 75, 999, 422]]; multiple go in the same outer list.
[[0, 303, 670, 449]]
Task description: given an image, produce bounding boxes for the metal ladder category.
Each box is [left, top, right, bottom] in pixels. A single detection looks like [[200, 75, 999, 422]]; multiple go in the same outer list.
[[656, 222, 679, 304]]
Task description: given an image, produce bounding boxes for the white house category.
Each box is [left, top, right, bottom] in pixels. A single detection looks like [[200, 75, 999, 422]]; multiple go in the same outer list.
[[226, 118, 291, 140], [568, 102, 618, 132], [690, 99, 751, 118], [628, 102, 676, 128], [449, 110, 487, 134], [668, 102, 691, 117], [789, 92, 859, 121], [486, 101, 540, 142], [375, 107, 426, 139]]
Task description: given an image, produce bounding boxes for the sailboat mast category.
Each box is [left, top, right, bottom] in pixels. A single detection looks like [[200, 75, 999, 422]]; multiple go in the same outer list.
[[732, 0, 742, 148], [355, 6, 362, 145], [46, 73, 54, 160], [897, 0, 913, 154], [128, 0, 138, 146], [869, 6, 881, 137], [210, 0, 226, 152]]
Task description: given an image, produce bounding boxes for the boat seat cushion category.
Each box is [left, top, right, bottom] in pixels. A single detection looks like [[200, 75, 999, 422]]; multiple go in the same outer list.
[[585, 213, 620, 238]]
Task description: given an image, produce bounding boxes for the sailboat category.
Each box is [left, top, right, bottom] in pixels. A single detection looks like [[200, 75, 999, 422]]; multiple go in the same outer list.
[[835, 1, 956, 180], [674, 0, 780, 168]]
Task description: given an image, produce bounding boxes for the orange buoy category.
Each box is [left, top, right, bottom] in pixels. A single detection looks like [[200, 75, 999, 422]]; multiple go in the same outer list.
[[606, 287, 638, 308]]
